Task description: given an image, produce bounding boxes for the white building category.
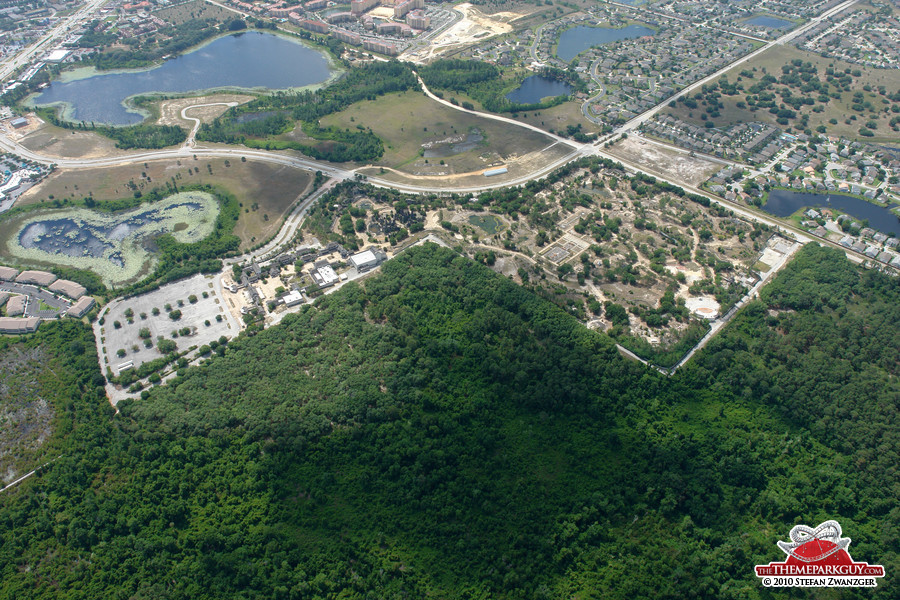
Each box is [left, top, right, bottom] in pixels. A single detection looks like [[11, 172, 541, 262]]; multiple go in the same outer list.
[[282, 290, 304, 307]]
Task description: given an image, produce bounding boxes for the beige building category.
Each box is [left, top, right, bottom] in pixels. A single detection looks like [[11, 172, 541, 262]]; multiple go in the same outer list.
[[67, 296, 96, 318], [15, 270, 57, 287], [0, 316, 40, 334], [5, 295, 26, 316], [49, 279, 86, 299]]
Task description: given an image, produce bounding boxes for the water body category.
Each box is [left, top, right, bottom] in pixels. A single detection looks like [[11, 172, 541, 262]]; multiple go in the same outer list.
[[556, 25, 655, 62], [745, 15, 792, 29], [18, 200, 206, 266], [762, 189, 900, 234], [32, 32, 332, 125], [505, 75, 573, 105]]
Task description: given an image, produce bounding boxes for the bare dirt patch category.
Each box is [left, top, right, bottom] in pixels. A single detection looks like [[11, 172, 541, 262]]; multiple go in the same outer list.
[[606, 136, 722, 187], [405, 2, 526, 62]]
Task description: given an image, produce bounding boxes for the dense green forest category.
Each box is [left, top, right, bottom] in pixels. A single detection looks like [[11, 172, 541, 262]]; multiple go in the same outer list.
[[198, 61, 416, 162], [0, 243, 896, 598]]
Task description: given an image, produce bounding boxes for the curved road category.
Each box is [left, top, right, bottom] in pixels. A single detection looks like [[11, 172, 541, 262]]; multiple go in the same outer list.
[[181, 102, 239, 149]]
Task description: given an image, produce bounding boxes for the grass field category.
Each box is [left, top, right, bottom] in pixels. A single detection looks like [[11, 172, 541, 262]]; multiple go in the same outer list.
[[317, 90, 555, 172], [17, 159, 313, 250], [664, 45, 900, 142], [155, 0, 236, 25]]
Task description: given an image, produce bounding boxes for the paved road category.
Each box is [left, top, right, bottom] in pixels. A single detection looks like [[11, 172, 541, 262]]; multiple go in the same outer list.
[[181, 102, 238, 149]]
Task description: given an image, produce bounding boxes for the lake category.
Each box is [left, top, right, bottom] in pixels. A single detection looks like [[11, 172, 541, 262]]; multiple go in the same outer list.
[[556, 25, 655, 62], [505, 75, 573, 105], [745, 15, 792, 29], [31, 32, 333, 126], [762, 189, 900, 235]]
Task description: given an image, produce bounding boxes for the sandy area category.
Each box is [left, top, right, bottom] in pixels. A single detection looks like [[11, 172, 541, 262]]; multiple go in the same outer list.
[[155, 94, 254, 128], [607, 136, 722, 187], [405, 3, 523, 62]]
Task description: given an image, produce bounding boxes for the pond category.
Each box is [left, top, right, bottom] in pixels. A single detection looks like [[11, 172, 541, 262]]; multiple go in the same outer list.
[[745, 15, 792, 29], [5, 191, 220, 285], [505, 75, 573, 105], [762, 189, 900, 235], [31, 32, 333, 126], [468, 214, 503, 234], [556, 24, 655, 62]]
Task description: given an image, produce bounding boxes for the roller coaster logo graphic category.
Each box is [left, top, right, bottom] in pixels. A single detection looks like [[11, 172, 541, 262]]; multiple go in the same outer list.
[[755, 520, 886, 588]]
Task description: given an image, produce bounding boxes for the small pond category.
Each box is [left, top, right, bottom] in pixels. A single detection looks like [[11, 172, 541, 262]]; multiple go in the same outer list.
[[745, 15, 793, 29], [505, 75, 573, 105], [556, 24, 655, 62], [762, 190, 900, 235], [468, 214, 503, 234]]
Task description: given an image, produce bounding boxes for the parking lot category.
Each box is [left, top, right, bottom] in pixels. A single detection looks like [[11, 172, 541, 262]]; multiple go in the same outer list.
[[99, 273, 239, 376]]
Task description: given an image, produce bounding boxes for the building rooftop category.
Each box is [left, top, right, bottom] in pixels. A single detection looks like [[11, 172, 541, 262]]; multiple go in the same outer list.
[[49, 279, 86, 299]]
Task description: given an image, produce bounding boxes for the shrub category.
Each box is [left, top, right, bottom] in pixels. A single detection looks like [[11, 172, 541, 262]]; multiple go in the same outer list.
[[169, 310, 182, 320], [116, 348, 126, 358], [157, 339, 177, 354]]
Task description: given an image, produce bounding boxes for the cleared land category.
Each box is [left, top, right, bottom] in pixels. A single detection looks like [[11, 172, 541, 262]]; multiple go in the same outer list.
[[16, 119, 123, 159], [16, 159, 314, 249], [664, 45, 900, 142], [607, 136, 722, 186], [319, 90, 557, 173]]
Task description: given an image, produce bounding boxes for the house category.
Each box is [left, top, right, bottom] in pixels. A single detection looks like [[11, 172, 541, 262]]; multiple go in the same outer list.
[[0, 317, 40, 334], [0, 266, 17, 280]]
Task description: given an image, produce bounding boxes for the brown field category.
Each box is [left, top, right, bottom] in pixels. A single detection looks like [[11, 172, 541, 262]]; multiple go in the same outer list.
[[17, 159, 313, 249], [319, 90, 557, 172], [360, 139, 576, 189], [17, 120, 124, 159], [516, 100, 602, 135]]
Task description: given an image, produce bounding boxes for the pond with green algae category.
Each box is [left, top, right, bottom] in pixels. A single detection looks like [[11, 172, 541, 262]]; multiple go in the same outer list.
[[4, 191, 219, 286], [468, 214, 503, 234]]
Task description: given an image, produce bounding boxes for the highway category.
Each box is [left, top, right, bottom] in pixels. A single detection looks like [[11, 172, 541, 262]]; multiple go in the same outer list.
[[0, 0, 110, 84]]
